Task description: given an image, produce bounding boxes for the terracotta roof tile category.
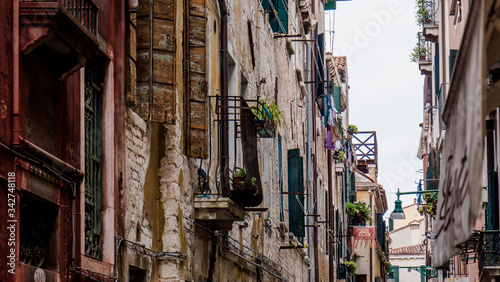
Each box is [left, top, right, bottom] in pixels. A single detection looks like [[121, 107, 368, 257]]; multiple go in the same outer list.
[[333, 56, 347, 71], [389, 243, 426, 255]]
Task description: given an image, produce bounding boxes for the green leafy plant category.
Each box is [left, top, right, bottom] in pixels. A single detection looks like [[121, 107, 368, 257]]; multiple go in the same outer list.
[[333, 150, 346, 162], [415, 0, 430, 27], [346, 201, 372, 223], [348, 124, 358, 134], [387, 261, 392, 268], [234, 167, 246, 178], [251, 95, 284, 128], [418, 192, 438, 218], [343, 261, 357, 275], [410, 33, 429, 63]]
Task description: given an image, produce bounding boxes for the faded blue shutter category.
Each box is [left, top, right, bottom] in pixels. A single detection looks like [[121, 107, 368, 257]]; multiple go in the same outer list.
[[288, 149, 304, 242], [333, 86, 341, 112]]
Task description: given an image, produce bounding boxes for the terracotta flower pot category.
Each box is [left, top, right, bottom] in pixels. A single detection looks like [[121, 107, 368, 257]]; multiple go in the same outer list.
[[233, 176, 244, 189]]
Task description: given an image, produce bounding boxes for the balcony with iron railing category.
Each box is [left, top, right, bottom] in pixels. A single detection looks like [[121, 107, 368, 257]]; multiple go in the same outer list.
[[478, 230, 500, 279], [417, 0, 439, 42], [20, 0, 98, 36]]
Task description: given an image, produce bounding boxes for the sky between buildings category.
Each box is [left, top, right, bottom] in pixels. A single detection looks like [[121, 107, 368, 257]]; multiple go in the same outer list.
[[328, 0, 425, 216]]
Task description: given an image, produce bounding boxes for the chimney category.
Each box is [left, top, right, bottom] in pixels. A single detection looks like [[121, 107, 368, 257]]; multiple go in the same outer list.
[[367, 164, 377, 182]]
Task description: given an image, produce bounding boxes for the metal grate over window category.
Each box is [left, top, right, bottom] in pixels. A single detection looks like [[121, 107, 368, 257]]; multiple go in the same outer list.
[[84, 61, 103, 260]]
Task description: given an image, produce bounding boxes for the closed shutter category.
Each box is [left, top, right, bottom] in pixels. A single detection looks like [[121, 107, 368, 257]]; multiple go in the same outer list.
[[186, 0, 208, 158], [325, 0, 336, 11], [333, 86, 341, 112], [389, 266, 400, 282], [449, 49, 459, 79], [288, 149, 305, 242], [135, 0, 176, 123], [268, 0, 288, 34]]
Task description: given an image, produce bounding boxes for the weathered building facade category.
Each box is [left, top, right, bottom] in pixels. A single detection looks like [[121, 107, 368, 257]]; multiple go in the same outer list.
[[122, 0, 355, 281], [413, 0, 500, 280], [0, 0, 365, 281], [0, 0, 126, 281]]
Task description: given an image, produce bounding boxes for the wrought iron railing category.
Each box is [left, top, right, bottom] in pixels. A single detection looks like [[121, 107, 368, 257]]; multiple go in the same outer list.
[[478, 230, 500, 273], [60, 0, 98, 35], [21, 0, 98, 36]]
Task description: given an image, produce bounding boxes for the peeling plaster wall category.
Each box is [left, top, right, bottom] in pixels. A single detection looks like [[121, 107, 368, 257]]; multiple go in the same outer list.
[[124, 0, 335, 281]]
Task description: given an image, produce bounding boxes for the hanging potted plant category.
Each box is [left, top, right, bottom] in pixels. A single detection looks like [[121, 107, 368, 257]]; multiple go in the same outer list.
[[232, 167, 246, 190], [251, 95, 284, 138]]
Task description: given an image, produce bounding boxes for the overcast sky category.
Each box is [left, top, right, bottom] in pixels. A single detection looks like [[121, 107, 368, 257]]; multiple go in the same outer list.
[[327, 0, 425, 215]]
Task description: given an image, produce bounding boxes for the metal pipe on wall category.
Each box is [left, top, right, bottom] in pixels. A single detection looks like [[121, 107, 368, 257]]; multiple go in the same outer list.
[[219, 0, 229, 195], [12, 0, 19, 147], [328, 151, 334, 282], [306, 41, 313, 282]]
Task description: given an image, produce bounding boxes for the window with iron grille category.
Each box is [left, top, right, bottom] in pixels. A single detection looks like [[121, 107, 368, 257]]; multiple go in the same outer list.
[[84, 61, 103, 260]]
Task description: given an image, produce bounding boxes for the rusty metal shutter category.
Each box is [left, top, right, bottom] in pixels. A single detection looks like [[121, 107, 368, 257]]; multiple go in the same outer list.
[[134, 0, 176, 123], [186, 0, 207, 158]]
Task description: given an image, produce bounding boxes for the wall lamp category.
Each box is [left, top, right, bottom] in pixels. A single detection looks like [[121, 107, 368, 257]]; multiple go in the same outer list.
[[390, 188, 439, 220]]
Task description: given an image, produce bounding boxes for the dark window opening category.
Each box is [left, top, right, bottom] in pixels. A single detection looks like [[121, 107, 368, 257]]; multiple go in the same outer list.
[[20, 193, 59, 270], [129, 265, 147, 282], [84, 61, 104, 260]]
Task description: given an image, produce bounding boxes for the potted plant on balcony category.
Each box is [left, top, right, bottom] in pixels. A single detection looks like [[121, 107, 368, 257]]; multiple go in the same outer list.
[[410, 33, 429, 63], [415, 0, 430, 27], [346, 201, 372, 225], [251, 96, 284, 138], [343, 261, 357, 277], [417, 192, 438, 218], [347, 124, 358, 135]]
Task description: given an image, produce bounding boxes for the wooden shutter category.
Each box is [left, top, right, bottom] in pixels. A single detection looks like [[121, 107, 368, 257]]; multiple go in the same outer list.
[[186, 0, 207, 158], [288, 149, 305, 241], [135, 0, 176, 123], [449, 49, 459, 78], [279, 135, 284, 222], [325, 0, 336, 10], [333, 86, 341, 112], [268, 0, 288, 34]]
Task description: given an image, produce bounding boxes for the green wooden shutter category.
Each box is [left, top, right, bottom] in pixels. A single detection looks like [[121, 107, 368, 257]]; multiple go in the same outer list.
[[325, 0, 336, 10], [333, 86, 341, 112], [261, 0, 271, 11], [389, 266, 400, 282], [270, 0, 288, 34], [288, 149, 304, 242]]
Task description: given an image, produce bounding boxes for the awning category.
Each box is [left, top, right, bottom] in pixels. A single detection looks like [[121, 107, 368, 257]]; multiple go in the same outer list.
[[433, 0, 485, 269]]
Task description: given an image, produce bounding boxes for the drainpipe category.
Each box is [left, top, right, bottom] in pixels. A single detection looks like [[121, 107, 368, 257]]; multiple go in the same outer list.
[[369, 190, 373, 282], [328, 151, 334, 282], [12, 0, 20, 147], [306, 41, 313, 282], [218, 0, 229, 195]]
